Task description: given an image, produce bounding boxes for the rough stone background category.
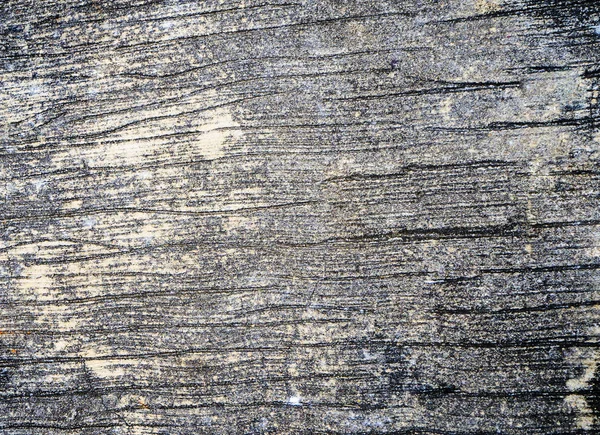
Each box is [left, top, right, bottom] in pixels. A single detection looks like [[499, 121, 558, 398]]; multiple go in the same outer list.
[[1, 0, 600, 434]]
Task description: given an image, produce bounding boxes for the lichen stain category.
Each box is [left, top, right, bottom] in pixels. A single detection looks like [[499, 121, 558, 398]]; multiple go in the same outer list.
[[565, 343, 600, 429], [475, 0, 501, 14], [84, 107, 242, 166]]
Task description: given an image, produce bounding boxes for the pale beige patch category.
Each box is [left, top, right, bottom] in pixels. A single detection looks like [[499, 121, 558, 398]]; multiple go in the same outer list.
[[223, 216, 256, 233], [9, 263, 56, 299], [565, 329, 599, 429], [53, 102, 243, 168], [439, 97, 453, 122], [86, 360, 126, 378], [475, 0, 501, 14], [567, 350, 598, 391], [91, 107, 241, 164], [565, 394, 594, 430], [62, 199, 83, 210]]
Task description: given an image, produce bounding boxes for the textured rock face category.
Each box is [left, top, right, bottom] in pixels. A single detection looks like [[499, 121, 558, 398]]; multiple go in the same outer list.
[[0, 0, 599, 433]]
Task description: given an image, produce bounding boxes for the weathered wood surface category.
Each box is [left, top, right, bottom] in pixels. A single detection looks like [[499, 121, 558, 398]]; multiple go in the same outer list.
[[1, 0, 600, 433]]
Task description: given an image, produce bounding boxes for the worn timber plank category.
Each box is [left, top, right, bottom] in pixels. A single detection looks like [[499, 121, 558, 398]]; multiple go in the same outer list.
[[1, 0, 600, 434]]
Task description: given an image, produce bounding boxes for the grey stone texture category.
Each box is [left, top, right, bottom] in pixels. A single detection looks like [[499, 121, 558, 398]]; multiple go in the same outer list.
[[1, 0, 600, 433]]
